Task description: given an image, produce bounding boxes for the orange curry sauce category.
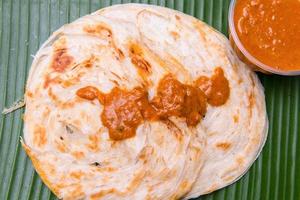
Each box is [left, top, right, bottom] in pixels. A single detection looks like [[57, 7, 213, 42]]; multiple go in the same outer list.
[[76, 68, 229, 141], [234, 0, 300, 71]]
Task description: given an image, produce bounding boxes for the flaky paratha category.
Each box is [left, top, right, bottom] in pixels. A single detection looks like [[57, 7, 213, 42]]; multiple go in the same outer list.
[[23, 4, 268, 200]]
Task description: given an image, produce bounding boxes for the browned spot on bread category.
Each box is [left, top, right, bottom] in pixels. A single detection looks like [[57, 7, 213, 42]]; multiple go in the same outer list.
[[164, 119, 183, 142], [145, 194, 153, 200], [55, 140, 68, 153], [91, 171, 145, 199], [91, 189, 116, 199], [248, 75, 256, 118], [223, 175, 235, 182], [33, 125, 47, 147], [238, 78, 243, 84], [71, 151, 85, 159], [179, 180, 191, 191], [129, 43, 143, 56], [65, 185, 84, 200], [172, 180, 192, 199], [137, 146, 153, 164], [232, 63, 238, 73], [73, 119, 81, 126], [61, 72, 86, 88], [56, 143, 67, 153], [61, 99, 83, 109], [55, 182, 68, 191], [51, 49, 74, 72], [170, 31, 180, 40], [129, 42, 152, 83], [84, 23, 124, 60], [111, 79, 120, 86], [48, 87, 85, 109], [216, 142, 232, 151], [194, 21, 207, 41], [94, 166, 116, 173], [111, 72, 122, 80], [221, 166, 239, 181], [166, 54, 191, 78], [48, 87, 59, 102], [116, 48, 124, 59], [42, 107, 50, 118], [84, 24, 112, 38], [131, 56, 151, 74], [61, 79, 76, 88], [250, 74, 256, 87], [53, 36, 67, 49], [245, 138, 260, 155], [82, 55, 98, 68], [87, 134, 100, 152], [236, 156, 244, 166], [233, 115, 239, 123], [245, 139, 259, 154], [175, 15, 181, 20], [26, 91, 33, 98], [80, 111, 86, 119], [191, 146, 202, 158], [22, 143, 61, 197], [44, 75, 62, 88], [129, 43, 151, 75], [248, 91, 255, 118], [49, 165, 56, 176], [70, 171, 84, 179], [44, 70, 85, 89], [126, 171, 146, 192]]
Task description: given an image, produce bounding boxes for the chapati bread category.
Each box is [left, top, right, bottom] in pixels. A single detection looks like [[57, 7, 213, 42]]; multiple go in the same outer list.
[[23, 4, 268, 199]]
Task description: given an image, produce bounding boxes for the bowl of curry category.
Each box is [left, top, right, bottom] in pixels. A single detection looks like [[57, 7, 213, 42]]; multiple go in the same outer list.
[[229, 0, 300, 75]]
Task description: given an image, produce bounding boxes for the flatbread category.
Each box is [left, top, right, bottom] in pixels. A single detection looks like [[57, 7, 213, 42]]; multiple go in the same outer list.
[[23, 4, 268, 199], [98, 4, 268, 197]]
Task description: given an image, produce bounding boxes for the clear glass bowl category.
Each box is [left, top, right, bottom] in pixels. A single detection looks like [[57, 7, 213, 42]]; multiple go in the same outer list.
[[228, 0, 300, 76]]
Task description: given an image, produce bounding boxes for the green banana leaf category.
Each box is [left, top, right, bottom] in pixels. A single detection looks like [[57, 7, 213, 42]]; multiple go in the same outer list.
[[0, 0, 299, 200]]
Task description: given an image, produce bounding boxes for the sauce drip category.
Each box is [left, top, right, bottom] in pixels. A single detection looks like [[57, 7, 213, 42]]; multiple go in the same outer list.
[[76, 68, 229, 140], [234, 0, 300, 70], [196, 67, 230, 106], [151, 75, 207, 126], [76, 86, 105, 103], [101, 87, 153, 141]]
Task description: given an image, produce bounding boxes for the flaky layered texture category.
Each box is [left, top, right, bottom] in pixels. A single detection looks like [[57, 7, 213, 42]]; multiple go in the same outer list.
[[23, 4, 268, 200]]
